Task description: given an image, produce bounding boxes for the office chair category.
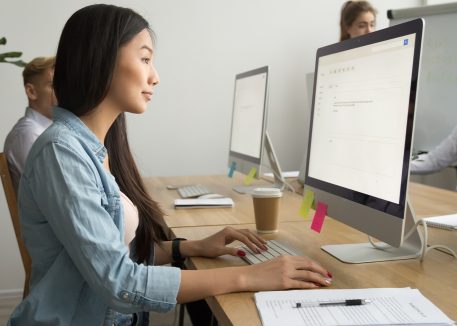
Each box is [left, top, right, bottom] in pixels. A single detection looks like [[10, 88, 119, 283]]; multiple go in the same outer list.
[[0, 152, 31, 298]]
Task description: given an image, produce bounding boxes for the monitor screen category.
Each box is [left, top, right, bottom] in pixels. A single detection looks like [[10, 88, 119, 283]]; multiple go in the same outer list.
[[304, 19, 423, 263], [309, 34, 415, 208], [227, 66, 286, 193], [228, 66, 268, 177]]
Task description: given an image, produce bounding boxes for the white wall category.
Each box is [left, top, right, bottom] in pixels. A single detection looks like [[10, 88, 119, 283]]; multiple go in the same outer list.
[[426, 0, 457, 4], [0, 0, 419, 293]]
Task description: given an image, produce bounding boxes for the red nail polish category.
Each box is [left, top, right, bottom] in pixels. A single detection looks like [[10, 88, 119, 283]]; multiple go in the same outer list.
[[313, 282, 321, 287], [327, 272, 333, 278], [237, 250, 246, 257]]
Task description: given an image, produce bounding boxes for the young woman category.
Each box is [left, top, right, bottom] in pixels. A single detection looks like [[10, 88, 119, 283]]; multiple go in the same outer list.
[[9, 4, 332, 325], [340, 1, 377, 41]]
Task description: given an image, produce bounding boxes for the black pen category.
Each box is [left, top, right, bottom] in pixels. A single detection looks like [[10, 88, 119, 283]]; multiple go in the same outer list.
[[294, 299, 371, 308]]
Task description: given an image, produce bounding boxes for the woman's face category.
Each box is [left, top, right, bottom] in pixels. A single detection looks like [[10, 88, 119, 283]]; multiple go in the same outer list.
[[107, 29, 159, 114], [347, 11, 376, 39]]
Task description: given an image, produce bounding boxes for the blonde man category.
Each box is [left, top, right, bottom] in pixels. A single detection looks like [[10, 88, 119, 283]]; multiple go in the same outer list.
[[4, 56, 57, 193]]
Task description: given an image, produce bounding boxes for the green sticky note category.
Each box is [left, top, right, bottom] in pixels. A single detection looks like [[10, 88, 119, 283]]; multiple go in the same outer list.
[[244, 167, 257, 186], [299, 189, 314, 219]]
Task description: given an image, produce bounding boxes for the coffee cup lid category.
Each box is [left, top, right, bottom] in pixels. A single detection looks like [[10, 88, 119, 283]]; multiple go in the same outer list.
[[252, 187, 283, 198]]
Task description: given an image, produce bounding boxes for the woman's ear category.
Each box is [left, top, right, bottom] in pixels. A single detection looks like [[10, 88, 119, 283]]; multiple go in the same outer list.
[[25, 83, 38, 101]]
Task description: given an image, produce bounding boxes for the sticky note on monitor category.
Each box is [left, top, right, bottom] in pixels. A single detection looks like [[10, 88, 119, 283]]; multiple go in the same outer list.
[[311, 201, 327, 233], [299, 189, 314, 219], [228, 161, 237, 178], [244, 167, 257, 186]]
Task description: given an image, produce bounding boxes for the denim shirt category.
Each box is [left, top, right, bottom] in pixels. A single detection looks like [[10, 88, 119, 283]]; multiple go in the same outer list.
[[8, 107, 181, 326]]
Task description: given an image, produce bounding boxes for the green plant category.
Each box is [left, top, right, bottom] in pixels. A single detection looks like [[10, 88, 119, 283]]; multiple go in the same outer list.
[[0, 37, 26, 67]]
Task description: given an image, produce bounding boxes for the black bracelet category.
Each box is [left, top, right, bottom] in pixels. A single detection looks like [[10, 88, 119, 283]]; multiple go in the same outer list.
[[172, 238, 187, 263]]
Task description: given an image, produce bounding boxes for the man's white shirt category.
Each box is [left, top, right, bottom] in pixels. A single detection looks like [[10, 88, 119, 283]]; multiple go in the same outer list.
[[4, 107, 52, 192]]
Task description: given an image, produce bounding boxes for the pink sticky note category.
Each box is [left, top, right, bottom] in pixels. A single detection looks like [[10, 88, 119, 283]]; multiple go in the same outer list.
[[311, 201, 327, 233]]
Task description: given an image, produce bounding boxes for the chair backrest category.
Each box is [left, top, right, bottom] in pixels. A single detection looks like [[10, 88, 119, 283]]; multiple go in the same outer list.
[[0, 152, 31, 298]]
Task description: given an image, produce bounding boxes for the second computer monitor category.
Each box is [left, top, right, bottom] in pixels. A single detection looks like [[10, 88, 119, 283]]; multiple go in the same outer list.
[[228, 66, 285, 193], [228, 66, 268, 177]]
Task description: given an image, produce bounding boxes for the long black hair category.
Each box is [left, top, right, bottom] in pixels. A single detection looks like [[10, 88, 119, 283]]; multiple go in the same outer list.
[[54, 4, 168, 262]]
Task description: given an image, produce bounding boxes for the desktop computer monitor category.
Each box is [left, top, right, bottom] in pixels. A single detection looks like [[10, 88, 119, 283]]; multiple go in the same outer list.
[[228, 66, 285, 193], [304, 19, 424, 263]]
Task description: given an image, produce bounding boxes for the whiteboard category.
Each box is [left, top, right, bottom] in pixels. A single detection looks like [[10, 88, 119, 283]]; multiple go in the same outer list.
[[389, 3, 457, 151]]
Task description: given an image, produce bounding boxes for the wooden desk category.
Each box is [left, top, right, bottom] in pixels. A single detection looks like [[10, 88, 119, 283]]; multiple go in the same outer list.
[[145, 174, 457, 222], [408, 182, 457, 217], [143, 173, 304, 228], [145, 174, 457, 252], [154, 176, 457, 325], [145, 174, 457, 323], [172, 221, 457, 325]]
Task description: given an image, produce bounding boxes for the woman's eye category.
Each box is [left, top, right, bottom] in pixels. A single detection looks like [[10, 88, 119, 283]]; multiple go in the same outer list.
[[143, 58, 151, 64]]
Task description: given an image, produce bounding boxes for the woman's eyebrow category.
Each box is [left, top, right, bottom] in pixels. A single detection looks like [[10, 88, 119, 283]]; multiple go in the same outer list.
[[141, 45, 153, 54]]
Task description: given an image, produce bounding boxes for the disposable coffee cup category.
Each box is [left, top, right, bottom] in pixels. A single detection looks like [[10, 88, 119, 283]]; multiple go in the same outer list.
[[252, 188, 283, 233]]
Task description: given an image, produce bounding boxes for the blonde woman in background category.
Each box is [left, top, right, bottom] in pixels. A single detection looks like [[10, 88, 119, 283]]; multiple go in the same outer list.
[[340, 1, 377, 41]]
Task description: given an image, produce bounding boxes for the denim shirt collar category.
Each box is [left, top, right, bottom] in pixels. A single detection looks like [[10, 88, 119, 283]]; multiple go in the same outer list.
[[53, 106, 107, 164]]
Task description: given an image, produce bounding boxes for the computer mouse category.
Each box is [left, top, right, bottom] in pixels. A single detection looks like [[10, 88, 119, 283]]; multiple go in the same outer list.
[[198, 193, 225, 199]]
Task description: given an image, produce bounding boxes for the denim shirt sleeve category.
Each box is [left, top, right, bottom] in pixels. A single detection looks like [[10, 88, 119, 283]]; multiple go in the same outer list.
[[23, 139, 181, 313]]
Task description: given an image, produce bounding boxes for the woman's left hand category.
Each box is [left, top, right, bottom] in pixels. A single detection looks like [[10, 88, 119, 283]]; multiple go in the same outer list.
[[195, 226, 268, 258]]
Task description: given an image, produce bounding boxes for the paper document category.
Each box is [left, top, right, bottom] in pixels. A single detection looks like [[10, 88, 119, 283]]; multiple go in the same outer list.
[[423, 214, 457, 230], [174, 198, 234, 209], [255, 287, 454, 326], [264, 170, 299, 178]]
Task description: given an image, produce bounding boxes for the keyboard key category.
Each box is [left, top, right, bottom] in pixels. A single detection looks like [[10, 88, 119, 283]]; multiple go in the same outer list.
[[177, 184, 211, 198], [239, 240, 298, 265], [269, 240, 297, 256]]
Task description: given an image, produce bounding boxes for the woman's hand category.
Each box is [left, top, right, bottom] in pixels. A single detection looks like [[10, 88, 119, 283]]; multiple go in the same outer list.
[[243, 255, 332, 290], [193, 226, 268, 258], [178, 254, 332, 303]]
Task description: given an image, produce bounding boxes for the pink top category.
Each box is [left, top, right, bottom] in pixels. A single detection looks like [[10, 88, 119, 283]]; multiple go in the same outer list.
[[119, 191, 139, 246]]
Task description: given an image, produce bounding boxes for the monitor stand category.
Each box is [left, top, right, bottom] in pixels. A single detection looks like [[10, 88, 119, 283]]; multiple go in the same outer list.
[[233, 132, 286, 194], [322, 200, 423, 263]]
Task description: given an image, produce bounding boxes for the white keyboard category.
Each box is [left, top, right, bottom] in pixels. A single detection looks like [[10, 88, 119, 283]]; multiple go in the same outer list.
[[239, 240, 299, 264], [177, 184, 211, 198]]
